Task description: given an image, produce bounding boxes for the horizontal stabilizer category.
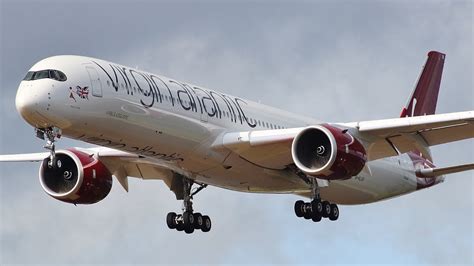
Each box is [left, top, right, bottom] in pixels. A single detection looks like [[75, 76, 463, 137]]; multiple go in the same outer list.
[[416, 163, 474, 177]]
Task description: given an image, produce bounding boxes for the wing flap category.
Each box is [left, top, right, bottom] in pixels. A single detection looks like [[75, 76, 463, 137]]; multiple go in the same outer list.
[[420, 122, 474, 146]]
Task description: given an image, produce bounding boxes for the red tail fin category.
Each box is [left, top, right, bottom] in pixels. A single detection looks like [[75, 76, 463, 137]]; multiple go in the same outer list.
[[400, 51, 445, 118]]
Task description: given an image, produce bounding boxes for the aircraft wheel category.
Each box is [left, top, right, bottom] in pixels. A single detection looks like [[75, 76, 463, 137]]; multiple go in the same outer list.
[[176, 223, 184, 231], [294, 200, 305, 217], [329, 204, 339, 221], [183, 211, 194, 227], [166, 212, 177, 229], [184, 225, 194, 234], [311, 200, 323, 215], [201, 215, 212, 232], [311, 212, 322, 222], [321, 201, 331, 218], [193, 212, 203, 229]]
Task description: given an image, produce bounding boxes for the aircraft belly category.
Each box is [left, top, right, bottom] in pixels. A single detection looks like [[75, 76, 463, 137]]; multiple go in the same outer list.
[[196, 153, 307, 193], [320, 157, 418, 205]]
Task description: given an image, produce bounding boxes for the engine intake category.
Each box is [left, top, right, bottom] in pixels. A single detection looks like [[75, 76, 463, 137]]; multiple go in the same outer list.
[[291, 124, 367, 180], [39, 149, 112, 204]]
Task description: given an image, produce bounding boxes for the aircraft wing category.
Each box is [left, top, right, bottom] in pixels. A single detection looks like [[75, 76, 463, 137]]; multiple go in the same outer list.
[[0, 147, 177, 192], [338, 110, 474, 160], [214, 110, 474, 170], [0, 152, 51, 162]]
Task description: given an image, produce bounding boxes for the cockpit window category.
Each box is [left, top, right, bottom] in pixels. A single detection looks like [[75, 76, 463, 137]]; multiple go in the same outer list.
[[24, 71, 34, 81], [35, 70, 50, 79], [56, 71, 67, 81], [23, 69, 67, 82]]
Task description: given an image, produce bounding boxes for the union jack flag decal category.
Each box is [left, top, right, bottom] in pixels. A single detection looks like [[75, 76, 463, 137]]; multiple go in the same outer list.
[[70, 86, 89, 100]]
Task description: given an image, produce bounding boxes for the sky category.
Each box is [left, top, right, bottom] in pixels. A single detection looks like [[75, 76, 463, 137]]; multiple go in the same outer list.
[[0, 0, 472, 264]]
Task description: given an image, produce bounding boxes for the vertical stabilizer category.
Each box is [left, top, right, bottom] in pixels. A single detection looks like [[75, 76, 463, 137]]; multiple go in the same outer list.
[[400, 51, 445, 118]]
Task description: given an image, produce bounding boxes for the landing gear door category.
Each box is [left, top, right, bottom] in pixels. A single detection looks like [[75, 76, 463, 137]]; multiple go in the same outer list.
[[85, 66, 102, 97]]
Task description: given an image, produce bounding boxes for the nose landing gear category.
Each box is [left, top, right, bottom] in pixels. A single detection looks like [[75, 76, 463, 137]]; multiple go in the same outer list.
[[36, 127, 62, 168]]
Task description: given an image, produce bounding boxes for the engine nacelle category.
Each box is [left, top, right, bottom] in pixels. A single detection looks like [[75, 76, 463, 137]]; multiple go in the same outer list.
[[39, 149, 112, 204], [291, 124, 367, 180]]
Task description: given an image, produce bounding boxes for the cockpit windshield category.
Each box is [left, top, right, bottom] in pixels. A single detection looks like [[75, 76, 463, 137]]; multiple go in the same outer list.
[[23, 69, 67, 82]]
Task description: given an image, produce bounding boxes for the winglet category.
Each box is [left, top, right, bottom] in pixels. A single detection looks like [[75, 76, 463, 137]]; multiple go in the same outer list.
[[401, 51, 445, 118]]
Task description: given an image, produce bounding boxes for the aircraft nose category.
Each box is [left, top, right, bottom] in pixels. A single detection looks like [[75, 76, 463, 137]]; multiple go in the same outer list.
[[15, 82, 39, 117], [15, 81, 50, 126]]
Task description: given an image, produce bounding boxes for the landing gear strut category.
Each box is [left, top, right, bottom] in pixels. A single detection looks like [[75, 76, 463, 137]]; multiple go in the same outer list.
[[166, 176, 211, 234], [36, 127, 62, 168], [294, 178, 340, 222]]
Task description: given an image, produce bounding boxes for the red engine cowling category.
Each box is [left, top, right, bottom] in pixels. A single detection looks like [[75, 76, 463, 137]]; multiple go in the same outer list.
[[291, 124, 367, 180], [39, 149, 112, 204]]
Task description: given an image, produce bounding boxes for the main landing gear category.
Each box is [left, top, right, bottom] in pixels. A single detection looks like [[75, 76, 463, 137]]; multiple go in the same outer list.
[[294, 178, 340, 222], [36, 127, 62, 168], [166, 176, 212, 234]]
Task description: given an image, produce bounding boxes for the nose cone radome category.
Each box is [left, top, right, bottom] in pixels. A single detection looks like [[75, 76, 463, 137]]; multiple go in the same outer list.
[[15, 81, 52, 127], [15, 82, 39, 120]]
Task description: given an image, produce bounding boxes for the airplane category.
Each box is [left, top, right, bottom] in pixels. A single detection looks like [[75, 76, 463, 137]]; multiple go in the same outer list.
[[0, 51, 473, 234]]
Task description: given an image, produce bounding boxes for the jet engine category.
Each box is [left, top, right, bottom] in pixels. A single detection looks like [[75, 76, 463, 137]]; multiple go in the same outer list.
[[39, 149, 112, 204], [291, 124, 367, 180]]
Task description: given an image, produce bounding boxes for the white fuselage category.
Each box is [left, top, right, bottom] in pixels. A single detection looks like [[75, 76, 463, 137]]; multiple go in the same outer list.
[[15, 55, 441, 205]]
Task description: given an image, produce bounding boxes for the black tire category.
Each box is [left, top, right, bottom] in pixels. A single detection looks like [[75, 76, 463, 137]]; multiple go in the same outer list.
[[166, 212, 177, 229], [193, 212, 203, 229], [294, 200, 305, 217], [303, 203, 312, 219], [183, 211, 195, 227], [311, 200, 323, 215], [176, 223, 184, 231], [184, 224, 195, 234], [312, 213, 322, 222], [321, 201, 331, 218], [329, 204, 339, 221], [201, 215, 212, 232]]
